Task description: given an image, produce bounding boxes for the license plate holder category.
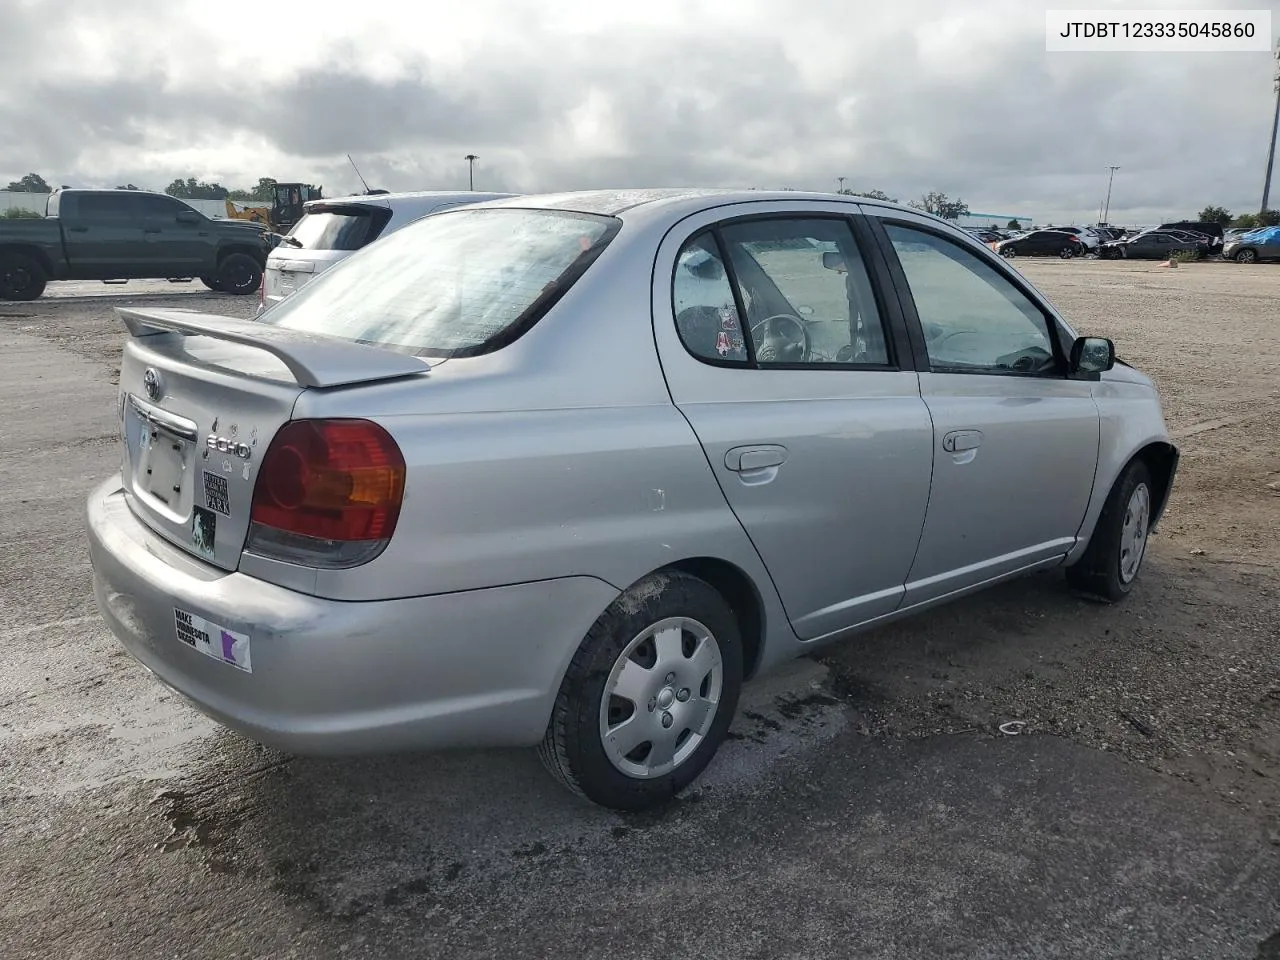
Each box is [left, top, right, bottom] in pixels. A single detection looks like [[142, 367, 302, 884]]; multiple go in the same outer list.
[[141, 426, 191, 507]]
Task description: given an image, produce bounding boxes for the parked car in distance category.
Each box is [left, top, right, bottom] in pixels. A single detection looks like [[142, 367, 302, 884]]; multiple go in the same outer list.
[[257, 190, 516, 314], [1044, 225, 1103, 250], [1099, 231, 1202, 260], [995, 230, 1087, 258], [0, 188, 269, 300], [86, 189, 1177, 811], [1223, 226, 1280, 263], [1159, 221, 1224, 244]]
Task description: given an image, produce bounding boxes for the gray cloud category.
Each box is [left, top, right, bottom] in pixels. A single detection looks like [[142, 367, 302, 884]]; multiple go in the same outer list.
[[2, 0, 1277, 224]]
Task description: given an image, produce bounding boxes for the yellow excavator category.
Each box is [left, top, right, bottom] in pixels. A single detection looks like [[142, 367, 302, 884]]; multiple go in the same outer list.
[[223, 182, 323, 233]]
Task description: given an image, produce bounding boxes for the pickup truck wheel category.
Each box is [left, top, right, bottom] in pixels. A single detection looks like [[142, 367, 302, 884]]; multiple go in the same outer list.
[[538, 571, 744, 811], [199, 275, 221, 292], [216, 254, 262, 295], [0, 252, 47, 301]]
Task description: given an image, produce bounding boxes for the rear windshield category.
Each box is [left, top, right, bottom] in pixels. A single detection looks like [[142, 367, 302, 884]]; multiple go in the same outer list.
[[259, 208, 620, 358], [286, 209, 383, 251]]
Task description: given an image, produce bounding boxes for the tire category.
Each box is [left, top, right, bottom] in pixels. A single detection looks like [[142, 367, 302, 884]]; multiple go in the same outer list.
[[199, 275, 221, 291], [1235, 249, 1257, 264], [539, 570, 744, 811], [1059, 246, 1075, 259], [1066, 459, 1154, 602], [216, 253, 262, 295], [1002, 246, 1018, 258], [0, 252, 48, 301]]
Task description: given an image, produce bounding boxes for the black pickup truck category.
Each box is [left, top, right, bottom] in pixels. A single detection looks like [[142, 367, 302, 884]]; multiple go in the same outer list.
[[0, 188, 270, 300]]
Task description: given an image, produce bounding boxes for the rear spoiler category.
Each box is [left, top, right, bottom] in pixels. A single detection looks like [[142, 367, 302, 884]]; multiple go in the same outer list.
[[117, 308, 428, 389]]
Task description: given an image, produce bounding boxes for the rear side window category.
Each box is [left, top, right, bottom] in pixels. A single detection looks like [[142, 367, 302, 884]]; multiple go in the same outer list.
[[77, 194, 137, 218], [286, 209, 386, 251], [260, 208, 620, 358]]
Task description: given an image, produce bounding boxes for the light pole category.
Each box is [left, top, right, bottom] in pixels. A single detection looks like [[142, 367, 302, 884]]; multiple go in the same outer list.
[[837, 176, 846, 193], [1099, 165, 1120, 224], [1260, 39, 1280, 215], [464, 154, 478, 191]]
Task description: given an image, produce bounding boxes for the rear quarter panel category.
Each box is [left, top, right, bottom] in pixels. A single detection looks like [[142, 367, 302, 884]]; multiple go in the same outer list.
[[281, 218, 792, 666], [0, 218, 67, 276]]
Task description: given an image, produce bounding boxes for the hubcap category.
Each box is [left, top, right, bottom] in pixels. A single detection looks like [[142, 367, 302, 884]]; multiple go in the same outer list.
[[1119, 483, 1151, 584], [599, 616, 724, 779]]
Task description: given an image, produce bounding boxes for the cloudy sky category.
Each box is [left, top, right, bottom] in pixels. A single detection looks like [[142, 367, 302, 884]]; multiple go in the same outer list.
[[2, 0, 1278, 224]]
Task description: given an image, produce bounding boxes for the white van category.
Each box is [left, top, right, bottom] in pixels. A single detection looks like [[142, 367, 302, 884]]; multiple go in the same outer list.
[[257, 190, 515, 315]]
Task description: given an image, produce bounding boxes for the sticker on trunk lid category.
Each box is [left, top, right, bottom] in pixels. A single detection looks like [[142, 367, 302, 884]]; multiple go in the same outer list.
[[202, 471, 231, 516], [174, 608, 252, 673], [192, 506, 217, 558]]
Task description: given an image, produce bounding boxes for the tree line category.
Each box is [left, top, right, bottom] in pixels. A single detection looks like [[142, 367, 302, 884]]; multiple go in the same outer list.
[[3, 171, 282, 203], [7, 170, 1280, 227]]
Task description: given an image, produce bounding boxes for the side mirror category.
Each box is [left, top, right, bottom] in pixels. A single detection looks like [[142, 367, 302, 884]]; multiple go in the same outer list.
[[176, 209, 200, 224], [821, 251, 846, 272], [1070, 336, 1115, 376]]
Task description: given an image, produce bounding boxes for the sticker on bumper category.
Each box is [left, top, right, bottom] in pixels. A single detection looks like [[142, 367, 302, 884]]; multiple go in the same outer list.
[[174, 608, 252, 673]]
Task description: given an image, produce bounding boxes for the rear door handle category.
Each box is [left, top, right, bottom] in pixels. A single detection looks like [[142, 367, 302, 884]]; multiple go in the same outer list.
[[67, 226, 89, 233], [942, 430, 983, 453], [143, 228, 161, 234], [725, 444, 788, 472]]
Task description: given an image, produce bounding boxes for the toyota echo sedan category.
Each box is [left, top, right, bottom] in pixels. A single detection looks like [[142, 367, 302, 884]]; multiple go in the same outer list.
[[86, 189, 1178, 811]]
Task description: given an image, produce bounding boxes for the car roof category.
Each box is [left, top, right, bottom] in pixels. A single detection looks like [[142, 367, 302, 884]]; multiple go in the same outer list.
[[304, 191, 516, 214], [472, 188, 958, 229]]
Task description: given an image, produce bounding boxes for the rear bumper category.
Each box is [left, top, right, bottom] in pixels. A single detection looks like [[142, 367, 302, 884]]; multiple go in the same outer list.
[[86, 477, 618, 755]]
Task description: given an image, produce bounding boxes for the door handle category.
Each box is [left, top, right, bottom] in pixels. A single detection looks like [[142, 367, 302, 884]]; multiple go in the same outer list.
[[143, 228, 161, 234], [725, 445, 788, 472], [942, 430, 983, 453], [67, 226, 89, 233]]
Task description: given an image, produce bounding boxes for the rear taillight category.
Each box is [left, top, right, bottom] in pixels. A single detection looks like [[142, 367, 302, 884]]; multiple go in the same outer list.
[[246, 419, 406, 568]]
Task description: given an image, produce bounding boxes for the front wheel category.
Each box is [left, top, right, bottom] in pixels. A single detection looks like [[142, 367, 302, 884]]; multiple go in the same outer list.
[[539, 571, 744, 811], [0, 252, 48, 301], [216, 253, 263, 295], [1067, 459, 1154, 602], [1002, 246, 1018, 258], [1235, 248, 1258, 264]]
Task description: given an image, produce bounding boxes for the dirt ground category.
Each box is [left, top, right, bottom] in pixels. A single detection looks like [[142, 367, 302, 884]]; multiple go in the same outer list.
[[1, 260, 1278, 959]]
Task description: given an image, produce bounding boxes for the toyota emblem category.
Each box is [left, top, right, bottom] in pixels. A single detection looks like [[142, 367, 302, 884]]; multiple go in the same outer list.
[[142, 367, 164, 402]]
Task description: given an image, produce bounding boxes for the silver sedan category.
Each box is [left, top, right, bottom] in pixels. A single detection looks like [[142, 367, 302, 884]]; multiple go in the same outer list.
[[86, 189, 1179, 811]]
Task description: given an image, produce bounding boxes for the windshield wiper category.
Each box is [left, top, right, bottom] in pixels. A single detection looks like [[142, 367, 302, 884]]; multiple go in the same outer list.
[[277, 235, 302, 248]]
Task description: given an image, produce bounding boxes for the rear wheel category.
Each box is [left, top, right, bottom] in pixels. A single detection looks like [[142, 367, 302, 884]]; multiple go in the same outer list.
[[539, 571, 744, 811], [216, 253, 262, 295], [1059, 245, 1075, 259], [1067, 459, 1153, 602], [0, 252, 47, 301]]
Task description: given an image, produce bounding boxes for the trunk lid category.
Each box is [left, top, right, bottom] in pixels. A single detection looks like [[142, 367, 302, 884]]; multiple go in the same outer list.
[[115, 307, 427, 571]]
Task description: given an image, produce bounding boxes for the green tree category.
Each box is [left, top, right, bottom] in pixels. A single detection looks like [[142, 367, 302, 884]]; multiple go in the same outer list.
[[4, 172, 52, 193], [1235, 210, 1280, 228], [1007, 219, 1022, 230], [1197, 205, 1232, 224], [165, 177, 229, 200], [115, 183, 142, 191], [2, 207, 42, 218], [227, 177, 277, 202], [909, 190, 969, 220]]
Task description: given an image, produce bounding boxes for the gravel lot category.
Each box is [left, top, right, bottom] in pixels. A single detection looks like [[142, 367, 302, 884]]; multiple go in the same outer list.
[[1, 261, 1278, 959]]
